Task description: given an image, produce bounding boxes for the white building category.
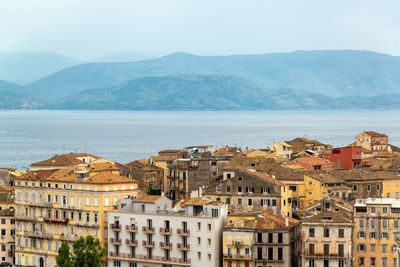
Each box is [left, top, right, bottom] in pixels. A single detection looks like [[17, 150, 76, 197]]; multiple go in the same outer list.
[[107, 194, 228, 267]]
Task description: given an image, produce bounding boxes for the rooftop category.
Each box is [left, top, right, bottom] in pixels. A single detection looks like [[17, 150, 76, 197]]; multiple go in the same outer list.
[[362, 131, 388, 138], [134, 194, 163, 203]]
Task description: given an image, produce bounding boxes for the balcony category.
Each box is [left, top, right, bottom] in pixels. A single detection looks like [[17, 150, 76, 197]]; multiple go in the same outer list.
[[24, 230, 53, 239], [125, 225, 138, 232], [59, 204, 83, 210], [304, 252, 346, 259], [109, 252, 191, 266], [125, 239, 138, 246], [177, 229, 190, 236], [177, 243, 190, 250], [142, 226, 155, 233], [15, 215, 35, 222], [160, 227, 173, 235], [44, 218, 69, 225], [74, 221, 100, 228], [27, 201, 53, 208], [223, 254, 252, 260], [159, 242, 173, 249], [110, 238, 122, 244], [59, 234, 79, 242], [142, 240, 155, 247], [110, 223, 122, 230]]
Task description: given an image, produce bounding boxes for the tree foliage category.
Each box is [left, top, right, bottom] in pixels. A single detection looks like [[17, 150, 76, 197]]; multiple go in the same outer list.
[[56, 236, 105, 267]]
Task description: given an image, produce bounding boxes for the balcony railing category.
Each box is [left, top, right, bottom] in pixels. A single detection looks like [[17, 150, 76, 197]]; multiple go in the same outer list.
[[159, 242, 173, 249], [59, 204, 83, 210], [74, 222, 100, 228], [109, 252, 191, 266], [110, 238, 122, 244], [125, 225, 138, 232], [177, 229, 190, 236], [59, 234, 78, 241], [125, 239, 138, 246], [24, 230, 53, 239], [223, 254, 252, 260], [110, 224, 122, 230], [26, 201, 53, 208], [142, 226, 155, 233], [305, 252, 346, 258], [177, 243, 190, 250], [160, 227, 173, 235], [142, 240, 155, 247]]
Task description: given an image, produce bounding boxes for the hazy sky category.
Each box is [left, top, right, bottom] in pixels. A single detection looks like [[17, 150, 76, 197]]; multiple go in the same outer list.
[[1, 0, 400, 60]]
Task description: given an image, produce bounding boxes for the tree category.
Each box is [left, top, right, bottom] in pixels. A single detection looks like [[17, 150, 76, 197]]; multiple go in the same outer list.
[[56, 242, 74, 267], [72, 235, 106, 267], [56, 236, 105, 267]]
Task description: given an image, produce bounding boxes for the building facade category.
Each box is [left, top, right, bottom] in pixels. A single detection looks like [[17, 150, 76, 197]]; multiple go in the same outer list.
[[107, 195, 228, 267], [14, 168, 138, 267]]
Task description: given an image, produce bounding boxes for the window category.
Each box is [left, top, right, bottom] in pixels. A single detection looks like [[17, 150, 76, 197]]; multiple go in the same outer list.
[[371, 257, 376, 266], [211, 209, 219, 218], [359, 219, 364, 229], [197, 237, 201, 245], [226, 186, 230, 192], [248, 199, 252, 206], [272, 199, 277, 206], [104, 198, 110, 207], [238, 198, 242, 205], [371, 219, 376, 229], [353, 185, 358, 191], [370, 232, 376, 239], [367, 185, 371, 191], [371, 244, 376, 252], [395, 220, 399, 230], [371, 207, 376, 213], [382, 219, 388, 230], [278, 247, 283, 260], [278, 233, 282, 243], [382, 244, 387, 253], [358, 244, 365, 251], [197, 222, 201, 231], [383, 207, 387, 213], [323, 228, 329, 238], [207, 224, 211, 231], [113, 261, 121, 267], [226, 198, 230, 204], [268, 247, 273, 260], [338, 229, 344, 238], [197, 252, 201, 260], [268, 233, 273, 243]]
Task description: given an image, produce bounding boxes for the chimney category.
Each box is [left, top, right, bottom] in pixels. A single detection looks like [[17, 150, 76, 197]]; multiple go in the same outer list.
[[246, 146, 248, 152], [285, 217, 289, 227]]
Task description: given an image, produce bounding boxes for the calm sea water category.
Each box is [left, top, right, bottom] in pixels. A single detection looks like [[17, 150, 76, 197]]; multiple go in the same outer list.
[[1, 110, 400, 170]]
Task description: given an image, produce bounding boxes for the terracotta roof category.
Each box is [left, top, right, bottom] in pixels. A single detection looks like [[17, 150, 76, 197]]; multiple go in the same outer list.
[[134, 194, 163, 203], [87, 172, 136, 184], [213, 147, 242, 156], [184, 197, 224, 206], [306, 173, 344, 184], [291, 157, 333, 166], [31, 154, 87, 167], [241, 169, 283, 185], [87, 163, 119, 172], [150, 155, 177, 162], [225, 210, 299, 230], [142, 165, 163, 172], [18, 169, 74, 181], [363, 131, 387, 137]]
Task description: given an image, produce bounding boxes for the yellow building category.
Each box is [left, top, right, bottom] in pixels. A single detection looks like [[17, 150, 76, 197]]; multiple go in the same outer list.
[[14, 168, 138, 267], [353, 198, 400, 267], [380, 172, 400, 199], [304, 173, 348, 207], [223, 210, 301, 267], [270, 141, 293, 162]]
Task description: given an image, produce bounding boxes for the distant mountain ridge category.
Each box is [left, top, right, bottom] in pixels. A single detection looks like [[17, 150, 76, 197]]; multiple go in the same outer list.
[[0, 52, 79, 84], [1, 50, 400, 110]]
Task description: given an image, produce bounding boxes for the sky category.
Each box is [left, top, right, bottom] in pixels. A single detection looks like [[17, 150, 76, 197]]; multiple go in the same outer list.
[[1, 0, 400, 60]]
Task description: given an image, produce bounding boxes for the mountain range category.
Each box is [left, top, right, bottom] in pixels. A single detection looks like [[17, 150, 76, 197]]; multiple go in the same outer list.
[[1, 50, 400, 110]]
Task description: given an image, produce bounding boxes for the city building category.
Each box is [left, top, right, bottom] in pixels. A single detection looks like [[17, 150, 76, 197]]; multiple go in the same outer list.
[[270, 141, 293, 162], [14, 168, 138, 267], [127, 160, 164, 191], [202, 169, 282, 215], [355, 131, 391, 156], [107, 195, 228, 267], [353, 198, 400, 267], [304, 173, 350, 207], [324, 146, 362, 170], [0, 208, 15, 264], [301, 198, 353, 267], [223, 210, 301, 267]]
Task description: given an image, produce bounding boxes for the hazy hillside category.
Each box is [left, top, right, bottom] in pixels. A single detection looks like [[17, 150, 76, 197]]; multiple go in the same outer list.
[[0, 80, 41, 109], [26, 50, 400, 102], [0, 52, 79, 84]]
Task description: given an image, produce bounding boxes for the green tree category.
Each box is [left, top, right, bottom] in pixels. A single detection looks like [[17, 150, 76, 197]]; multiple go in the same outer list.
[[56, 241, 74, 267], [56, 236, 105, 267], [72, 235, 106, 267]]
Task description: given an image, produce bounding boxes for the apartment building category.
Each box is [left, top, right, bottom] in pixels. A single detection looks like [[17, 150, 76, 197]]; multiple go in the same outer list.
[[203, 169, 282, 215], [222, 210, 300, 267], [0, 208, 15, 264], [107, 195, 228, 267], [301, 198, 353, 267], [14, 168, 138, 267], [353, 198, 400, 267]]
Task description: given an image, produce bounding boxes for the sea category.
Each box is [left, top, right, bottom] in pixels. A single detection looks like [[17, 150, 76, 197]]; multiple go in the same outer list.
[[1, 110, 400, 170]]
